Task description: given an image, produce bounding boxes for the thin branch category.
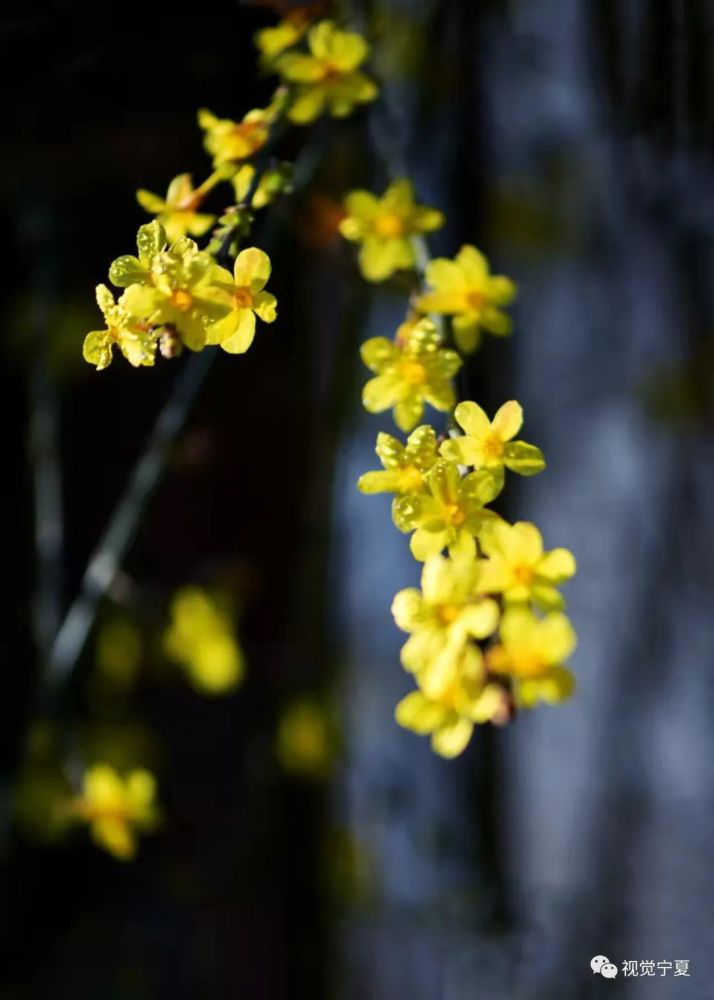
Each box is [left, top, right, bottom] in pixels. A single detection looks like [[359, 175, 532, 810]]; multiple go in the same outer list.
[[44, 112, 325, 697]]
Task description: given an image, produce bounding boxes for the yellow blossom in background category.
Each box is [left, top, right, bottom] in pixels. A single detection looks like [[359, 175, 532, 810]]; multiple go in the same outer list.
[[339, 180, 444, 282], [277, 20, 378, 123], [120, 234, 230, 351], [396, 656, 509, 758], [207, 247, 278, 354], [71, 764, 158, 860], [357, 425, 439, 497], [440, 400, 545, 484], [255, 12, 310, 62], [232, 162, 291, 208], [392, 554, 499, 696], [478, 521, 576, 610], [277, 699, 334, 778], [393, 460, 502, 561], [164, 587, 244, 695], [487, 607, 576, 708], [136, 173, 216, 242], [417, 244, 517, 353], [361, 318, 462, 431], [83, 284, 157, 371], [198, 106, 274, 168]]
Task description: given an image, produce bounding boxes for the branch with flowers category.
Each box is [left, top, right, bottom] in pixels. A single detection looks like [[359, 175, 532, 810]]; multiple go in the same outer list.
[[60, 7, 578, 859], [341, 158, 578, 759]]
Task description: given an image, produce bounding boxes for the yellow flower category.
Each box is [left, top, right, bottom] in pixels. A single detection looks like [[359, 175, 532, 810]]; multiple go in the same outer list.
[[71, 764, 158, 860], [478, 521, 576, 610], [339, 180, 444, 282], [232, 163, 290, 208], [164, 587, 244, 695], [120, 234, 230, 351], [277, 699, 334, 778], [83, 284, 157, 370], [392, 554, 499, 696], [417, 245, 517, 353], [486, 608, 576, 708], [395, 649, 508, 758], [255, 12, 309, 62], [206, 247, 277, 354], [357, 424, 439, 497], [277, 20, 378, 123], [440, 400, 545, 485], [136, 173, 216, 242], [361, 318, 462, 431], [393, 459, 502, 561], [198, 106, 273, 167]]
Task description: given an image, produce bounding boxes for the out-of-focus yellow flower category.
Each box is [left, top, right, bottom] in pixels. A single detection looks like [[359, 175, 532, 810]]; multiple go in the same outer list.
[[277, 20, 378, 123], [357, 425, 439, 497], [277, 699, 334, 778], [71, 764, 158, 860], [198, 106, 273, 167], [487, 607, 576, 707], [232, 162, 291, 208], [164, 587, 244, 695], [255, 11, 310, 62], [478, 521, 576, 610], [136, 173, 216, 242], [120, 233, 230, 351], [339, 180, 444, 282], [392, 554, 499, 696], [361, 318, 462, 432], [417, 245, 517, 353], [440, 400, 545, 484], [83, 284, 156, 370], [207, 247, 277, 354], [393, 460, 502, 561], [396, 665, 509, 758]]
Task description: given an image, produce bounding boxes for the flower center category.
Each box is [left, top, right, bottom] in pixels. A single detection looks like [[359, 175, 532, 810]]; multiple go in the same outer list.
[[513, 563, 534, 585], [513, 652, 546, 677], [439, 604, 461, 625], [400, 360, 427, 385], [233, 286, 254, 309], [442, 502, 465, 526], [482, 434, 504, 460], [374, 213, 405, 238], [466, 289, 487, 310], [171, 289, 193, 312]]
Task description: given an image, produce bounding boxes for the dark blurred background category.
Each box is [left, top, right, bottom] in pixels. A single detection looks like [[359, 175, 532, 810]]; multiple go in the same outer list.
[[1, 0, 714, 997]]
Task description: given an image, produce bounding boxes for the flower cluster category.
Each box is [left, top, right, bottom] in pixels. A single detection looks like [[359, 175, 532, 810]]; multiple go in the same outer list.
[[83, 221, 277, 367], [346, 178, 578, 757], [83, 14, 377, 373]]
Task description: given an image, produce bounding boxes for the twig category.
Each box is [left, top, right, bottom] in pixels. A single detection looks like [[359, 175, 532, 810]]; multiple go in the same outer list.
[[44, 112, 325, 696]]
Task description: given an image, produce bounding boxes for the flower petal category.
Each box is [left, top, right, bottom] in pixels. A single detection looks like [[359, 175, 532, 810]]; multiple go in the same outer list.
[[538, 547, 576, 581], [432, 717, 473, 758], [503, 441, 546, 476], [220, 309, 256, 354], [360, 336, 397, 372], [454, 400, 490, 437], [234, 247, 271, 289], [491, 400, 523, 441], [395, 691, 444, 735]]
